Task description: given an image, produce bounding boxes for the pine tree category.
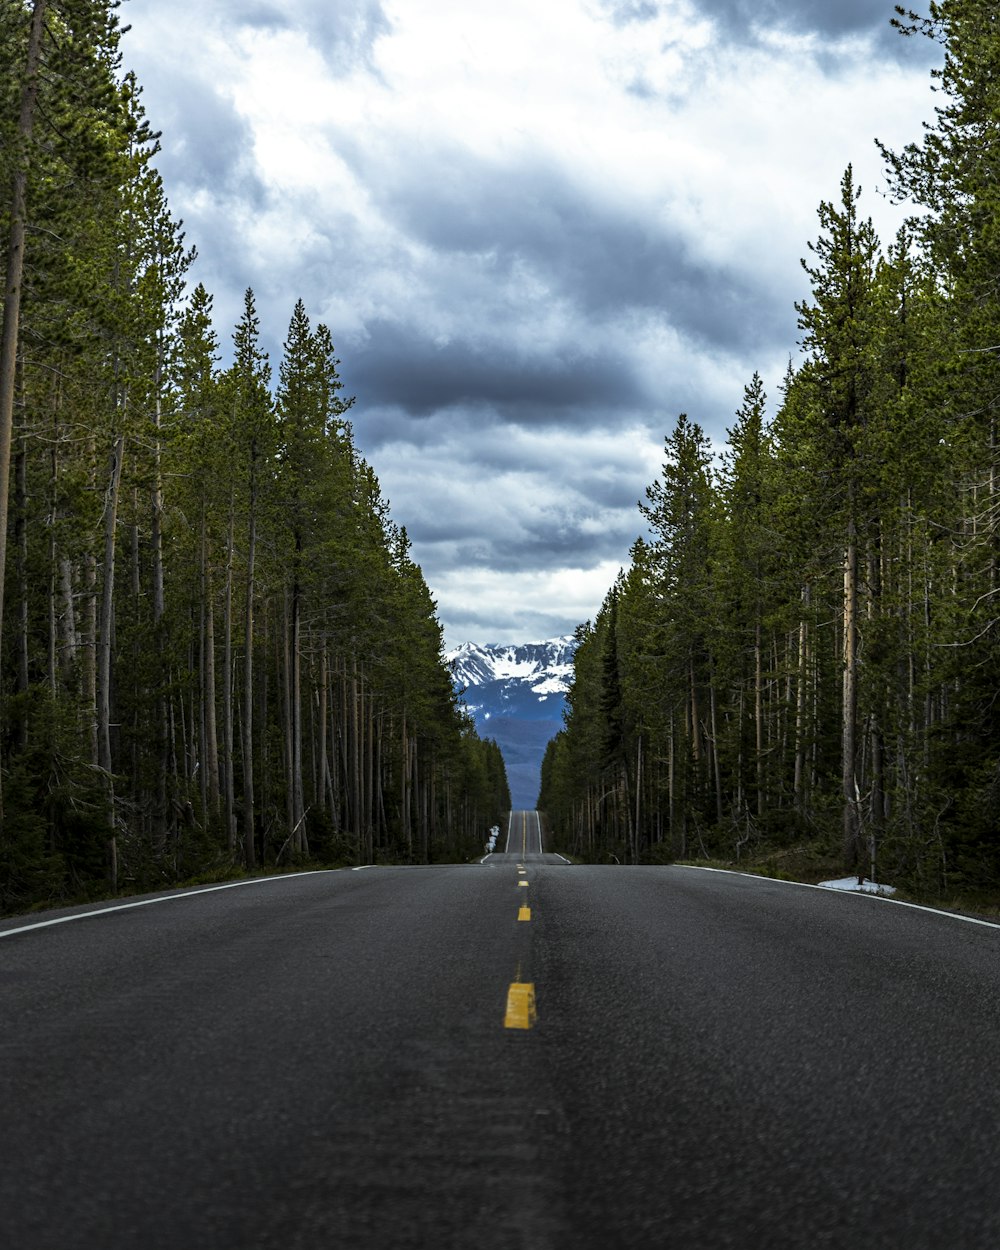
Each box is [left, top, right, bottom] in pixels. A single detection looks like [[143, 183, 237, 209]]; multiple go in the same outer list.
[[795, 167, 884, 877], [883, 0, 1000, 886], [718, 373, 778, 829], [226, 289, 273, 870], [640, 412, 719, 854], [174, 284, 223, 829]]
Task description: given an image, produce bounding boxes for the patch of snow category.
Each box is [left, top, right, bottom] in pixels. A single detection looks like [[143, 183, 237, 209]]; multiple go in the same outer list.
[[490, 657, 541, 680], [819, 877, 896, 896], [531, 676, 568, 696]]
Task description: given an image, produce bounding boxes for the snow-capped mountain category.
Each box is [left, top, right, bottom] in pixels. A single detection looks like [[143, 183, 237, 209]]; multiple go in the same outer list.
[[447, 636, 576, 714], [446, 636, 578, 809]]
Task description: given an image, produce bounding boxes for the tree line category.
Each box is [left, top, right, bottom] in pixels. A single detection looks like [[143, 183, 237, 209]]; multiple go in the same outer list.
[[0, 1, 510, 911], [540, 1, 1000, 895]]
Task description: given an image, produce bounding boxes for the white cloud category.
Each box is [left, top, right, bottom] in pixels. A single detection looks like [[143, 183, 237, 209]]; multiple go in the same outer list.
[[432, 560, 626, 649]]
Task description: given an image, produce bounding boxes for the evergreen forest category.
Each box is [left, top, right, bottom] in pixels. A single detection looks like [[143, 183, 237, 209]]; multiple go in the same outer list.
[[0, 1, 510, 913], [539, 2, 1000, 898]]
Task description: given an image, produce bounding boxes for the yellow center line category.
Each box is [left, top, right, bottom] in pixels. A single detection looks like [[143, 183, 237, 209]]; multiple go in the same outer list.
[[504, 981, 537, 1029], [502, 815, 538, 1030]]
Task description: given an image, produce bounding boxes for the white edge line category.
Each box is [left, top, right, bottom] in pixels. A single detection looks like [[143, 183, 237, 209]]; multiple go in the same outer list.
[[0, 870, 335, 939], [675, 863, 1000, 931], [553, 853, 572, 864]]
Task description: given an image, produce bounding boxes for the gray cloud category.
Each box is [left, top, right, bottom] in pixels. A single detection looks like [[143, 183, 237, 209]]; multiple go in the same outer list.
[[354, 402, 656, 602], [309, 0, 390, 70], [120, 0, 939, 644], [600, 0, 662, 27], [218, 2, 290, 31], [422, 520, 633, 569], [213, 0, 389, 59], [333, 137, 790, 357], [690, 0, 938, 59], [346, 319, 646, 420], [142, 71, 267, 205]]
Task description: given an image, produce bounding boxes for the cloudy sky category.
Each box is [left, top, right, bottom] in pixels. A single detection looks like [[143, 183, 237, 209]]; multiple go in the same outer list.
[[122, 0, 939, 648]]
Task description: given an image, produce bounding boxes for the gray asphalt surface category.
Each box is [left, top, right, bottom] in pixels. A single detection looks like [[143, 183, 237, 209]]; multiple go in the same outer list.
[[3, 811, 1000, 1248]]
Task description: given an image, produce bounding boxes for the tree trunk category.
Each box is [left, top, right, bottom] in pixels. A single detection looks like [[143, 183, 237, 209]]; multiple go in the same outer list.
[[401, 710, 412, 858], [14, 441, 29, 708], [709, 665, 723, 825], [222, 500, 236, 852], [150, 391, 165, 624], [794, 585, 809, 810], [242, 447, 257, 870], [0, 0, 46, 670], [689, 657, 701, 767], [754, 615, 764, 817], [634, 733, 642, 862], [145, 427, 169, 853], [842, 520, 861, 874], [97, 432, 125, 889], [201, 509, 220, 816], [60, 556, 77, 675], [352, 660, 365, 855], [365, 682, 374, 861], [83, 546, 98, 766], [290, 576, 305, 854], [282, 586, 294, 837]]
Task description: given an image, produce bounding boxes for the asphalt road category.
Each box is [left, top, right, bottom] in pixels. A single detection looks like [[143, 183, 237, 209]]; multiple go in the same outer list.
[[4, 811, 1000, 1248]]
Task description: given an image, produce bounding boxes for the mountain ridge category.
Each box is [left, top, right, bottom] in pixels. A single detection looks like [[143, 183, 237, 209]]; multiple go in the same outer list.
[[446, 636, 577, 808]]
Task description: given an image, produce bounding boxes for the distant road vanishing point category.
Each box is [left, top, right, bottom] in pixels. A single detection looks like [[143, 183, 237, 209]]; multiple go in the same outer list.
[[4, 811, 1000, 1247]]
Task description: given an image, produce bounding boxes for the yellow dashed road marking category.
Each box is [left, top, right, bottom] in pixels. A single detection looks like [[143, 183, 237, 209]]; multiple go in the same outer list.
[[504, 981, 537, 1029]]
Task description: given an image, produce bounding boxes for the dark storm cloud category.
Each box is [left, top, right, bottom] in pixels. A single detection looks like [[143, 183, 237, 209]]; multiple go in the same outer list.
[[334, 137, 789, 358], [347, 319, 646, 420], [690, 0, 937, 58], [421, 510, 635, 560], [698, 0, 882, 37], [477, 189, 765, 343], [418, 511, 640, 573]]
